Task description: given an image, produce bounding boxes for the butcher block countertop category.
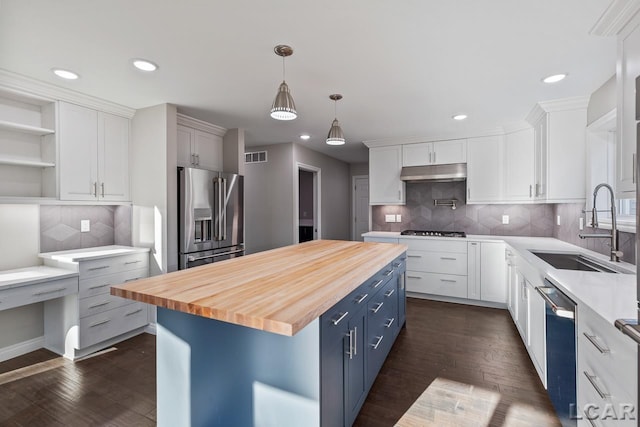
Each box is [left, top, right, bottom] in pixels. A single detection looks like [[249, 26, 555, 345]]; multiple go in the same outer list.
[[111, 240, 406, 336]]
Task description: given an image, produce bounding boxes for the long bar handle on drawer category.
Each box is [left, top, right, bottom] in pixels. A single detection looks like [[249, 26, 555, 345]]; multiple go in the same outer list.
[[125, 260, 142, 265], [372, 279, 384, 289], [89, 301, 110, 309], [346, 329, 354, 360], [89, 283, 110, 290], [583, 371, 610, 399], [440, 279, 457, 283], [88, 265, 110, 271], [407, 275, 422, 279], [353, 326, 357, 356], [385, 270, 393, 277], [585, 414, 599, 427], [355, 294, 368, 304], [385, 318, 395, 328], [124, 277, 141, 283], [371, 302, 384, 313], [440, 257, 457, 261], [392, 262, 402, 267], [371, 335, 383, 350], [90, 319, 110, 328], [33, 287, 67, 296], [331, 311, 349, 326], [583, 333, 610, 354], [384, 289, 395, 297], [407, 255, 421, 258], [126, 308, 143, 316]]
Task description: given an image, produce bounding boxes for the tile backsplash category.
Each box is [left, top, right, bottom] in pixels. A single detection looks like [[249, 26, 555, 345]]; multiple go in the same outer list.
[[40, 205, 132, 253]]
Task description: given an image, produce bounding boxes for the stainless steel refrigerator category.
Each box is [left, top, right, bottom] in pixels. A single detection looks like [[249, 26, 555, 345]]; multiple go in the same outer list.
[[178, 166, 244, 270]]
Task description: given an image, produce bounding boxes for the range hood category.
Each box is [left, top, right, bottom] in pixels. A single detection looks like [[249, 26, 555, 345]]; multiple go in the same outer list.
[[400, 163, 467, 183]]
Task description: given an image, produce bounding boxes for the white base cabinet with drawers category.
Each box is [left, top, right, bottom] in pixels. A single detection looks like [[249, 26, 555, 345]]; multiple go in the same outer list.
[[42, 249, 150, 360]]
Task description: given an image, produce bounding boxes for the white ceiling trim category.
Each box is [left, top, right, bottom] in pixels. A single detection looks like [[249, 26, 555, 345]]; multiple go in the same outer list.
[[590, 0, 640, 36], [525, 96, 590, 125], [363, 127, 506, 148], [177, 113, 227, 136]]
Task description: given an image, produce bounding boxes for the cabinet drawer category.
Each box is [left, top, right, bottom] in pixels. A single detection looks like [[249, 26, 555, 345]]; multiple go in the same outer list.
[[79, 293, 136, 318], [406, 272, 467, 298], [0, 277, 78, 311], [79, 302, 148, 349], [367, 279, 397, 323], [79, 252, 149, 279], [79, 267, 148, 299], [406, 250, 467, 275], [578, 364, 637, 427], [399, 238, 467, 253]]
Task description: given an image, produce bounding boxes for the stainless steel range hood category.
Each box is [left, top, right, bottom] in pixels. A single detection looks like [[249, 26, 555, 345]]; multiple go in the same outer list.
[[400, 163, 466, 182]]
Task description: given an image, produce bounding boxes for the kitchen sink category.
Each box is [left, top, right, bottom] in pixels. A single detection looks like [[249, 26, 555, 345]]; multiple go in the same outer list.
[[530, 251, 633, 274]]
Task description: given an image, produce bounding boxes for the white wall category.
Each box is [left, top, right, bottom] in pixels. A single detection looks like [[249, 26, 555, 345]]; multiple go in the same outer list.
[[587, 75, 616, 125]]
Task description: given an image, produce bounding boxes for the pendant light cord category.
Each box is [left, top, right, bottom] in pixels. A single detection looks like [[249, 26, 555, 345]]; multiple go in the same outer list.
[[282, 56, 286, 82], [334, 99, 337, 120]]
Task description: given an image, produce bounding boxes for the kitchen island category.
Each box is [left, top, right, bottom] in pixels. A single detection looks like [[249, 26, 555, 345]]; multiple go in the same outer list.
[[112, 240, 407, 427]]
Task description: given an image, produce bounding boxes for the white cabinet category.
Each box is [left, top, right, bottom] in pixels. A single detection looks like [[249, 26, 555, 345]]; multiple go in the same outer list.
[[402, 139, 466, 166], [506, 249, 518, 319], [0, 89, 57, 199], [466, 135, 503, 203], [467, 241, 507, 303], [504, 128, 535, 201], [369, 145, 405, 205], [515, 270, 528, 343], [58, 102, 130, 201], [616, 19, 640, 198], [177, 114, 225, 171], [527, 280, 546, 386]]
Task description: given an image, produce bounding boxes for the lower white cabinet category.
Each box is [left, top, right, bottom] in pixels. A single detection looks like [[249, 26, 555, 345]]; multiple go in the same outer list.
[[467, 241, 507, 303], [527, 280, 546, 386], [515, 270, 528, 343]]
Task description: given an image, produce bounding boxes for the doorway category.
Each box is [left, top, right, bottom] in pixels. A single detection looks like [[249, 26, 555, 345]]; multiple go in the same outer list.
[[295, 163, 321, 243], [352, 175, 370, 241]]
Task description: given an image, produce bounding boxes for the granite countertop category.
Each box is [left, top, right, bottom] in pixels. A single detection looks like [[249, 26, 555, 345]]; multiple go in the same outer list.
[[362, 231, 637, 326], [0, 266, 78, 291], [39, 245, 150, 262]]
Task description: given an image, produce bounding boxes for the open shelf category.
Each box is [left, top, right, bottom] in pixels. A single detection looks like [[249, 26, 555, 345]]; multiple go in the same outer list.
[[0, 120, 55, 136], [0, 157, 55, 168]]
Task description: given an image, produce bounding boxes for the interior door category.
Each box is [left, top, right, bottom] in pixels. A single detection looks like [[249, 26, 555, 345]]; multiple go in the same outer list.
[[353, 177, 369, 241]]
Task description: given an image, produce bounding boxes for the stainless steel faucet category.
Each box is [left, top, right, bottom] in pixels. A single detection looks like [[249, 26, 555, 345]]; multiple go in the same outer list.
[[578, 183, 622, 262]]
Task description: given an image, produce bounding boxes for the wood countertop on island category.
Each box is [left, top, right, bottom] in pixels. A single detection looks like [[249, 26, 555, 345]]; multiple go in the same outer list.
[[111, 240, 406, 336]]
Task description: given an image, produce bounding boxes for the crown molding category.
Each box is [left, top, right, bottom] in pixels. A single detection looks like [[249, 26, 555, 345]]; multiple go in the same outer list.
[[525, 96, 590, 125], [363, 127, 505, 148], [525, 103, 546, 126], [502, 120, 533, 134], [177, 113, 227, 136], [0, 69, 136, 118], [586, 108, 617, 131], [590, 0, 640, 36]]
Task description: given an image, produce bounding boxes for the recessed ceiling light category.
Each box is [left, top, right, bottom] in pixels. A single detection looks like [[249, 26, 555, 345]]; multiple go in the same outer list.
[[132, 59, 158, 72], [51, 68, 79, 80], [300, 134, 311, 140], [452, 114, 467, 121], [542, 73, 567, 83]]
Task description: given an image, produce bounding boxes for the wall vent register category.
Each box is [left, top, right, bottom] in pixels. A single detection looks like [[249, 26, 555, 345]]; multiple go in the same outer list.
[[400, 230, 467, 238], [245, 151, 267, 163]]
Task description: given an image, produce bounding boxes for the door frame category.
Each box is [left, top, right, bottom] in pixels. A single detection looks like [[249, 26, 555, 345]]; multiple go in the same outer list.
[[352, 175, 371, 241], [294, 162, 321, 243]]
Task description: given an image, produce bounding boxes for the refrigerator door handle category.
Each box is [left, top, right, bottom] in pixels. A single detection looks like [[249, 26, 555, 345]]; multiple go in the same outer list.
[[221, 177, 227, 241], [187, 249, 245, 263], [213, 176, 223, 241]]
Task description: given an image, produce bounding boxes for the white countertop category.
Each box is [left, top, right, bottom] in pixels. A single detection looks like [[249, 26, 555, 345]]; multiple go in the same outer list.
[[0, 266, 78, 290], [39, 245, 149, 262], [362, 231, 637, 326]]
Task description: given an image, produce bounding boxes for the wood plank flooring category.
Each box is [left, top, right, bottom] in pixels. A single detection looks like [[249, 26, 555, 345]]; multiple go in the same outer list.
[[0, 298, 559, 426]]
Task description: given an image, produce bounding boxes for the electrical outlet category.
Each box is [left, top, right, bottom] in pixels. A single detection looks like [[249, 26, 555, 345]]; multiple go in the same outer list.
[[385, 214, 396, 223], [579, 217, 584, 230], [80, 219, 90, 232], [396, 214, 402, 222], [556, 215, 561, 226], [502, 215, 509, 225]]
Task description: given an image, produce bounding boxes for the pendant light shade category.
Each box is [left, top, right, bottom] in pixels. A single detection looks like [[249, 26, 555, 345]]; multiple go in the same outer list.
[[270, 45, 297, 121], [326, 94, 345, 145]]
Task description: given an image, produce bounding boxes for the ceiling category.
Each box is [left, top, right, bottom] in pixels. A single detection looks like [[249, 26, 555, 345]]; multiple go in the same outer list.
[[0, 0, 616, 164]]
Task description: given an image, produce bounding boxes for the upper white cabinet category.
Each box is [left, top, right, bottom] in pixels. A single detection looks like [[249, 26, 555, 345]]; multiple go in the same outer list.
[[177, 114, 224, 171], [59, 102, 130, 201], [466, 135, 504, 203], [402, 139, 466, 166], [0, 89, 57, 199], [616, 19, 640, 198], [504, 128, 535, 201], [369, 145, 405, 205]]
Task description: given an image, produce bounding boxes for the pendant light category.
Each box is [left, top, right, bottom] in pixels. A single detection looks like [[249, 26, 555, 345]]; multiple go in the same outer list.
[[270, 45, 297, 120], [326, 94, 345, 145]]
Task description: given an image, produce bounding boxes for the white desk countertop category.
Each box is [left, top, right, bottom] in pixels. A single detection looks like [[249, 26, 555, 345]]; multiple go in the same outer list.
[[39, 245, 150, 263], [0, 266, 78, 291]]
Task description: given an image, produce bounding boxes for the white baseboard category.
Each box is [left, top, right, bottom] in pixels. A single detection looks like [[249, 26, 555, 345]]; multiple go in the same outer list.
[[145, 322, 157, 335], [407, 293, 507, 310], [0, 336, 44, 362]]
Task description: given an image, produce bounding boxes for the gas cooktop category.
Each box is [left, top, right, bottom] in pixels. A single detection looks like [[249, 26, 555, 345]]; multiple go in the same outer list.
[[400, 230, 467, 238]]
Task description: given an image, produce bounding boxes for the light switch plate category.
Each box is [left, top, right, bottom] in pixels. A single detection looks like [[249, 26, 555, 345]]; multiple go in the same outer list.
[[556, 215, 561, 226], [385, 214, 396, 223], [80, 219, 90, 232], [579, 217, 584, 230], [502, 215, 509, 225], [396, 214, 402, 222]]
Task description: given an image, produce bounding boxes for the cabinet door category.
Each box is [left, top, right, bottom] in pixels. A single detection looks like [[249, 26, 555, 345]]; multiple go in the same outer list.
[[194, 130, 223, 171], [527, 282, 546, 386], [546, 109, 587, 201], [402, 142, 432, 166], [433, 139, 466, 164], [466, 135, 503, 202], [369, 146, 405, 205], [177, 125, 195, 167], [533, 116, 548, 199], [320, 321, 347, 427], [98, 112, 130, 201], [480, 242, 507, 303], [467, 242, 480, 300], [504, 129, 535, 201], [344, 305, 367, 427], [59, 102, 98, 200], [515, 271, 528, 342]]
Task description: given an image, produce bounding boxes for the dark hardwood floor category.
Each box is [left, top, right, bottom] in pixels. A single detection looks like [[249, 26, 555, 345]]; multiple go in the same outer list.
[[0, 298, 559, 426]]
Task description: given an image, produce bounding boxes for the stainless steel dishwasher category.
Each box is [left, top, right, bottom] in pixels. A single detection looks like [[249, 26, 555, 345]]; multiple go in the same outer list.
[[536, 279, 577, 427]]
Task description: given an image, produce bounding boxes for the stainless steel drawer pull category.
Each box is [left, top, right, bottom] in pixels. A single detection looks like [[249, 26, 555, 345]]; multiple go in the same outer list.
[[89, 301, 111, 309], [371, 335, 384, 350], [33, 287, 67, 296], [440, 257, 457, 261], [440, 279, 457, 283], [89, 283, 110, 290], [126, 308, 144, 316], [392, 262, 401, 268], [89, 319, 111, 328], [372, 279, 384, 289], [125, 260, 142, 265], [384, 289, 395, 297], [88, 265, 110, 271], [585, 414, 598, 427], [331, 311, 349, 326], [385, 270, 393, 277], [124, 277, 141, 283], [371, 302, 384, 314], [583, 371, 610, 399], [407, 255, 422, 258], [407, 275, 422, 279], [385, 318, 395, 328], [346, 329, 354, 359], [353, 326, 357, 356], [355, 294, 368, 304], [583, 333, 610, 354]]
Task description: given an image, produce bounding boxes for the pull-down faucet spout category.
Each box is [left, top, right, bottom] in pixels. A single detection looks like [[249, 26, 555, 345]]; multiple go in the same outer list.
[[578, 183, 621, 262]]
